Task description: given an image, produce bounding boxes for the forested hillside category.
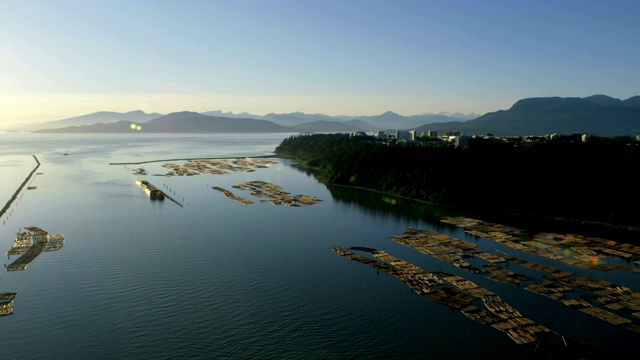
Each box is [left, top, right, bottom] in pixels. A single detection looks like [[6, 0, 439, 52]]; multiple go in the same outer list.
[[275, 134, 640, 228]]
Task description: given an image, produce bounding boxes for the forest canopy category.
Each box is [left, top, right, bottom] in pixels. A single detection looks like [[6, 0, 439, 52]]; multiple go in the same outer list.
[[275, 134, 640, 228]]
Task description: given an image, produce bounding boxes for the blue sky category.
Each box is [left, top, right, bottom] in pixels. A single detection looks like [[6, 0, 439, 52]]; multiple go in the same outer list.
[[1, 0, 639, 124]]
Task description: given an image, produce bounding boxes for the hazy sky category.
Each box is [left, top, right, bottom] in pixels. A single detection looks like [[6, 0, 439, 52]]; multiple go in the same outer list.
[[1, 0, 639, 124]]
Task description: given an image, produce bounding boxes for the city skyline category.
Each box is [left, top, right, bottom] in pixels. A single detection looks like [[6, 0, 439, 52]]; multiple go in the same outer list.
[[1, 0, 639, 125]]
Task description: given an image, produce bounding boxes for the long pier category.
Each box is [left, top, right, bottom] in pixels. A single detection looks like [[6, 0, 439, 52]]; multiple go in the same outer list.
[[1, 155, 41, 221]]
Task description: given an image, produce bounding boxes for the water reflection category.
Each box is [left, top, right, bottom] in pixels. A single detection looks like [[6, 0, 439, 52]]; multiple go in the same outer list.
[[326, 184, 464, 229]]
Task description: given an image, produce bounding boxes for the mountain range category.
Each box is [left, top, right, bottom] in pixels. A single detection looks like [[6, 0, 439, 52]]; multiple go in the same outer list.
[[415, 95, 640, 137], [17, 94, 640, 136], [24, 109, 478, 134], [19, 110, 163, 131]]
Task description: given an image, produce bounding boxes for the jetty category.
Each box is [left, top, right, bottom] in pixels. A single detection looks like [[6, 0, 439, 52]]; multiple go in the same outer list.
[[1, 155, 40, 220], [5, 226, 65, 271]]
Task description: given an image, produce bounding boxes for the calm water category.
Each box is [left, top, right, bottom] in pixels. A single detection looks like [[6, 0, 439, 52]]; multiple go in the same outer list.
[[0, 133, 638, 359]]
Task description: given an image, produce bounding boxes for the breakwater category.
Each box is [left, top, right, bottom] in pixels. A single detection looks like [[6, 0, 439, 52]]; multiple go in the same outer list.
[[1, 155, 40, 221]]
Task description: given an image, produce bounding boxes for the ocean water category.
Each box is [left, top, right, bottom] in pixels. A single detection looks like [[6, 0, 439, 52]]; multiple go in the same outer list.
[[0, 133, 638, 359]]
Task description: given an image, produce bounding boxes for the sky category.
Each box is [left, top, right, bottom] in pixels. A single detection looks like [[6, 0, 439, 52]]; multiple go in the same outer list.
[[1, 0, 639, 125]]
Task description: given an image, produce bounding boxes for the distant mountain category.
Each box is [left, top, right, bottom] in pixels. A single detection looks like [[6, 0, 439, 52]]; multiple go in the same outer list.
[[34, 112, 293, 133], [201, 109, 478, 130], [144, 112, 292, 133], [434, 112, 481, 121], [622, 96, 640, 108], [416, 95, 640, 136], [342, 119, 379, 132], [17, 110, 163, 131], [345, 111, 479, 130], [287, 120, 366, 133], [27, 96, 640, 136], [583, 94, 624, 107], [262, 112, 339, 126], [31, 120, 137, 133]]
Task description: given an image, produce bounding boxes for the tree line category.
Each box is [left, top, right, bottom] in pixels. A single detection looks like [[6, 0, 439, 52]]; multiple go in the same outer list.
[[275, 133, 640, 228]]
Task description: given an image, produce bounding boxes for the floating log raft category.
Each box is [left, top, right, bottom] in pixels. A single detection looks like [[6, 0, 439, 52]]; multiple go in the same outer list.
[[0, 293, 18, 318], [213, 181, 321, 207], [212, 186, 253, 204], [427, 286, 477, 309], [332, 246, 548, 345], [579, 307, 632, 325], [160, 158, 279, 177], [441, 216, 640, 274], [0, 300, 13, 316], [486, 269, 532, 287], [439, 218, 640, 331], [525, 281, 573, 300], [5, 227, 64, 272]]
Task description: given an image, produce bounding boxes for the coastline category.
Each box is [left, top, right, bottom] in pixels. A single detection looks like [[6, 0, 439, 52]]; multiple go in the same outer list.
[[286, 158, 640, 244]]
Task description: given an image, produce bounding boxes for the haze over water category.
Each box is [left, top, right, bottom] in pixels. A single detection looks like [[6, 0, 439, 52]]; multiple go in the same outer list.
[[1, 133, 638, 359]]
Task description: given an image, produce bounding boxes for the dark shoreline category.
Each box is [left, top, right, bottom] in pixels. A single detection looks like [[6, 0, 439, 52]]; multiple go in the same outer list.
[[286, 160, 640, 244]]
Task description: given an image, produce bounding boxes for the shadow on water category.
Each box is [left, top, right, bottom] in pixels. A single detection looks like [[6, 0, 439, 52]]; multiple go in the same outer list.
[[325, 184, 463, 225], [287, 162, 640, 245]]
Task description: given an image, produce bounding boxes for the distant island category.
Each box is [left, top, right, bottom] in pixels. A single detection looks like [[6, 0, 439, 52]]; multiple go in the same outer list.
[[17, 94, 640, 136], [275, 133, 640, 233]]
